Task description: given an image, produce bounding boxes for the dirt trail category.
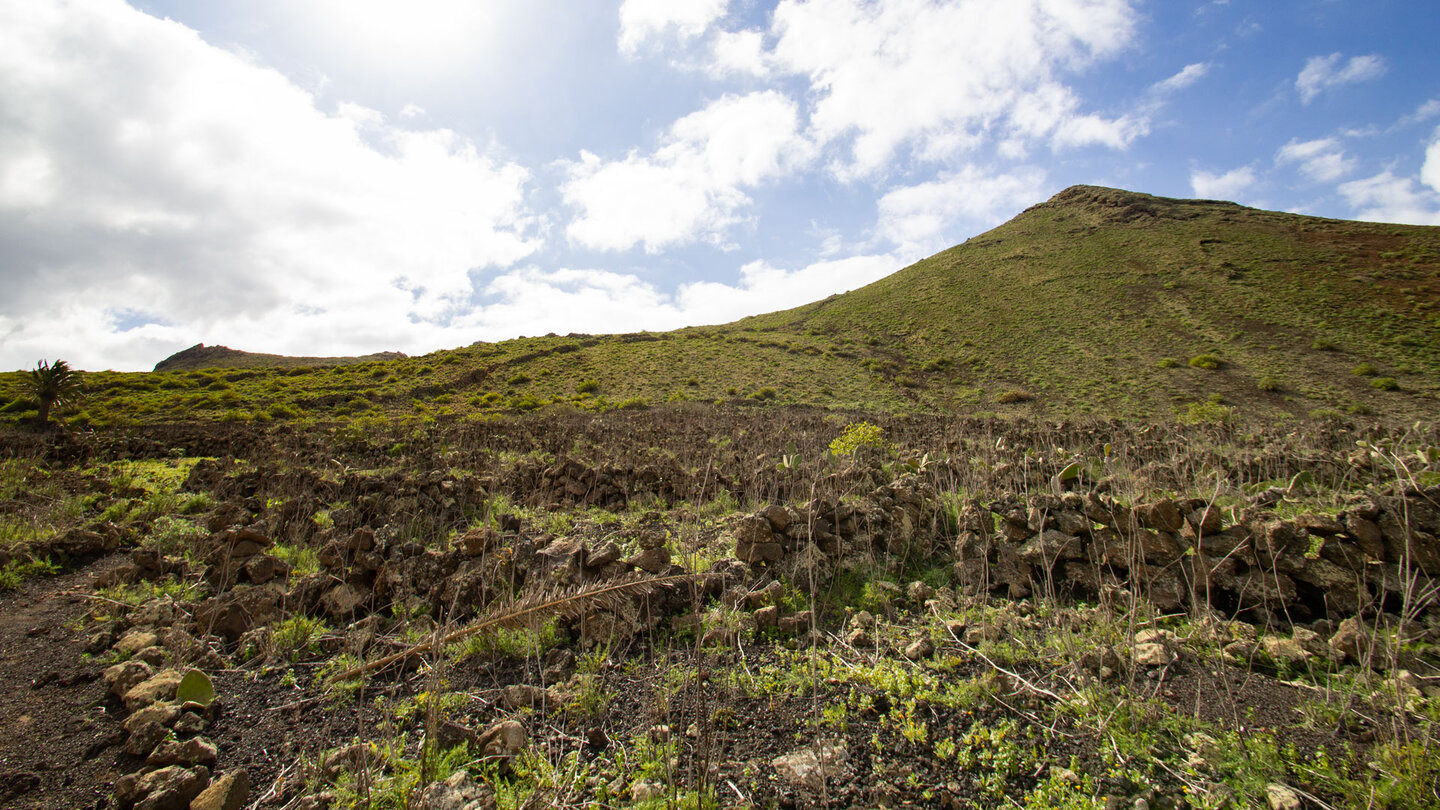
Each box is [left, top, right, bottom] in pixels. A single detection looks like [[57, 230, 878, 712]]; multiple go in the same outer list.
[[0, 557, 125, 809]]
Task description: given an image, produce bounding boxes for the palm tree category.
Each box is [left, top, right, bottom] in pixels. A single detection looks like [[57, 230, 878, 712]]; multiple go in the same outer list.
[[27, 359, 83, 424]]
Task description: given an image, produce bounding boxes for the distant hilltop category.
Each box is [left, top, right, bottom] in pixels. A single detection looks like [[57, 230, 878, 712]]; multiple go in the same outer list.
[[153, 343, 407, 372]]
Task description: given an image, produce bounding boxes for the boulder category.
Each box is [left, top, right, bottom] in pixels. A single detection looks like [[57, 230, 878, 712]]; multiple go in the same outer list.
[[105, 660, 155, 698], [754, 605, 779, 630], [735, 539, 783, 564], [904, 638, 935, 660], [322, 743, 384, 781], [1343, 514, 1385, 558], [124, 702, 181, 734], [1260, 636, 1311, 667], [319, 583, 370, 618], [124, 720, 171, 757], [1186, 505, 1224, 535], [585, 541, 622, 569], [476, 720, 526, 763], [626, 546, 671, 574], [772, 743, 848, 794], [763, 505, 792, 534], [190, 770, 249, 810], [1328, 617, 1376, 664], [193, 587, 282, 642], [123, 669, 184, 712], [146, 736, 218, 767], [242, 554, 288, 585], [906, 581, 936, 603], [1132, 642, 1174, 668], [416, 770, 496, 810], [1018, 530, 1077, 565], [345, 528, 376, 552], [733, 514, 773, 545], [460, 527, 497, 557], [744, 581, 784, 610], [1265, 783, 1303, 810], [1134, 500, 1184, 533], [115, 765, 208, 810]]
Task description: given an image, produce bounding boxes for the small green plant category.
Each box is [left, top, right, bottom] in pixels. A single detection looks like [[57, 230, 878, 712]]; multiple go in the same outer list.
[[1188, 354, 1222, 370], [0, 557, 61, 590], [507, 372, 530, 385], [576, 379, 600, 394], [1370, 377, 1399, 391], [271, 614, 331, 661], [1256, 375, 1283, 392], [829, 421, 887, 456], [1352, 362, 1377, 376], [995, 389, 1032, 404], [1311, 338, 1338, 351], [1156, 357, 1180, 369], [749, 386, 778, 400]]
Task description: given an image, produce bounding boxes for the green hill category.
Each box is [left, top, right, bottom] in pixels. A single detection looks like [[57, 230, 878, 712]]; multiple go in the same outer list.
[[4, 185, 1437, 426]]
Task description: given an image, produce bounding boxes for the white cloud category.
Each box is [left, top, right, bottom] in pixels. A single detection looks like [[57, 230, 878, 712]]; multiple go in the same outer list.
[[1335, 126, 1440, 225], [877, 166, 1050, 256], [1190, 166, 1256, 200], [1152, 62, 1210, 94], [1275, 137, 1356, 182], [0, 0, 538, 370], [674, 254, 901, 321], [618, 0, 729, 55], [1338, 171, 1440, 226], [1404, 98, 1440, 127], [765, 0, 1141, 176], [1296, 53, 1386, 104], [560, 91, 811, 252], [708, 28, 771, 77], [466, 252, 901, 338], [1423, 127, 1440, 194]]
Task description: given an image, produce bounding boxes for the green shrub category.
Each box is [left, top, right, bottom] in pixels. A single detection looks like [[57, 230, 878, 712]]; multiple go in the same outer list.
[[576, 379, 600, 394], [829, 421, 887, 456], [995, 389, 1032, 404], [1370, 377, 1399, 391], [506, 372, 530, 385], [1310, 338, 1338, 351], [1351, 362, 1377, 376], [1256, 375, 1283, 392], [749, 387, 778, 400], [1156, 357, 1181, 369], [1180, 400, 1232, 424], [1188, 354, 1222, 370], [0, 557, 61, 591]]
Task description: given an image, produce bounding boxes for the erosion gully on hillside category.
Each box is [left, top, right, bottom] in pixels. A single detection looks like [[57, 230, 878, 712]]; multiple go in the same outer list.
[[1, 408, 1438, 809]]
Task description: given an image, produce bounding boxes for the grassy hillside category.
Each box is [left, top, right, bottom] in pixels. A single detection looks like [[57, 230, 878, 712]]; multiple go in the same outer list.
[[3, 185, 1437, 427]]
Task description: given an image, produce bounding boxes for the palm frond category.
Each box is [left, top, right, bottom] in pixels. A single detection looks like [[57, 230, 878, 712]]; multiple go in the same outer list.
[[326, 572, 694, 683]]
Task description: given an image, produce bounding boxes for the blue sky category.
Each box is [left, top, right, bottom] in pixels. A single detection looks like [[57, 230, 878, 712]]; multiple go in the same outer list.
[[1, 0, 1437, 371]]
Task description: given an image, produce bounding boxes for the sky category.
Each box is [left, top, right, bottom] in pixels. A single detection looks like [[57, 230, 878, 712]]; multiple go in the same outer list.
[[1, 0, 1438, 372]]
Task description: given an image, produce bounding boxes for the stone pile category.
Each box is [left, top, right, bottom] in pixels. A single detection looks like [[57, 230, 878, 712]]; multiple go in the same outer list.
[[950, 487, 1439, 622]]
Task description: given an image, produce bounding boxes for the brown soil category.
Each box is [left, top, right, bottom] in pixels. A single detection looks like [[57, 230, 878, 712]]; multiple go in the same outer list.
[[0, 556, 126, 809]]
